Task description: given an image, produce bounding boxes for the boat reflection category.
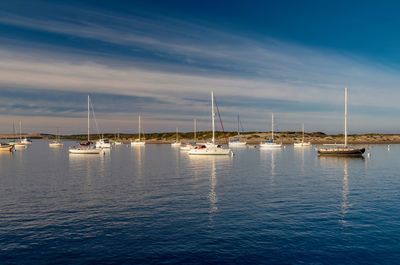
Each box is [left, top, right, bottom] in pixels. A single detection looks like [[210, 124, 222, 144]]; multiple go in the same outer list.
[[342, 159, 349, 217], [134, 144, 145, 178], [293, 145, 306, 174], [260, 148, 278, 186], [209, 157, 217, 217], [69, 152, 105, 192], [188, 155, 231, 226], [318, 156, 364, 223]]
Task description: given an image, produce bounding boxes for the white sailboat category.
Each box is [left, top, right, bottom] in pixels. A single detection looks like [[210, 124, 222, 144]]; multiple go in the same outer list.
[[114, 130, 122, 145], [14, 122, 32, 146], [69, 96, 102, 154], [1, 124, 14, 151], [21, 137, 32, 144], [7, 122, 17, 146], [229, 114, 246, 147], [181, 119, 197, 151], [131, 115, 145, 146], [260, 113, 282, 149], [171, 127, 181, 147], [318, 88, 365, 156], [14, 121, 27, 149], [189, 91, 232, 156], [49, 128, 63, 147], [294, 123, 311, 147], [21, 137, 32, 145], [96, 135, 111, 148]]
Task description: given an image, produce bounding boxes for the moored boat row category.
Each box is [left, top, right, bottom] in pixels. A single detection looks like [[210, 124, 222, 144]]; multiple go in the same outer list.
[[4, 88, 364, 158]]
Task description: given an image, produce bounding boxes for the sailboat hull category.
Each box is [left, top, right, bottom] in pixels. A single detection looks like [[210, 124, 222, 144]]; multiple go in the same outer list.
[[49, 142, 63, 147], [131, 142, 145, 146], [318, 147, 365, 156], [188, 146, 232, 155], [180, 144, 193, 151], [69, 148, 102, 154], [294, 142, 311, 147], [260, 143, 282, 149], [96, 142, 111, 148], [13, 143, 27, 149], [0, 144, 14, 152], [229, 142, 247, 147]]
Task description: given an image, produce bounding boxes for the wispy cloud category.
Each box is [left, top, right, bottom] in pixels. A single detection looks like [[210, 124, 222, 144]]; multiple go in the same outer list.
[[0, 2, 400, 133]]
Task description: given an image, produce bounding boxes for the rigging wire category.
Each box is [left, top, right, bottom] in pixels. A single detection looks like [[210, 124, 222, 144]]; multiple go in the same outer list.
[[89, 97, 101, 138], [213, 96, 230, 145]]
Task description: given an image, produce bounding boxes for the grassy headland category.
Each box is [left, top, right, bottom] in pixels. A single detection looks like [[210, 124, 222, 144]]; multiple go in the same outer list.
[[2, 131, 400, 144]]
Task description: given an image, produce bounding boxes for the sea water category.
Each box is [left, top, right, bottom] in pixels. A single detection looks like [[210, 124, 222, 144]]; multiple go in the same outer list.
[[1, 141, 399, 264]]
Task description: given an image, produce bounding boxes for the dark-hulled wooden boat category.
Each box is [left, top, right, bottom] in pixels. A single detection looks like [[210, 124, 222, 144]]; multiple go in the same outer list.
[[317, 88, 365, 157], [318, 146, 365, 157]]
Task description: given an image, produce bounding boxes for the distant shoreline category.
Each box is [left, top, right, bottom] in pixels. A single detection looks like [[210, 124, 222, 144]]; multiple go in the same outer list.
[[1, 131, 400, 144]]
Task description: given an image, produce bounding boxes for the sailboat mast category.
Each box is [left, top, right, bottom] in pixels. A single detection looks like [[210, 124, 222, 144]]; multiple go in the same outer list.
[[176, 127, 179, 142], [271, 113, 274, 141], [344, 87, 348, 147], [87, 95, 90, 142], [194, 119, 197, 142], [211, 91, 215, 145], [138, 115, 141, 141], [237, 114, 240, 138], [302, 123, 305, 144], [19, 121, 22, 140]]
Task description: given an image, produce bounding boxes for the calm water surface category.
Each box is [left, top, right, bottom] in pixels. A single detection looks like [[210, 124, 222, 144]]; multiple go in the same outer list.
[[1, 141, 400, 264]]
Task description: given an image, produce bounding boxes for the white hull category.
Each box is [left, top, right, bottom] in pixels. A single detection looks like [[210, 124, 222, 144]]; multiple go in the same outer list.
[[260, 142, 282, 149], [69, 148, 102, 154], [131, 141, 145, 146], [14, 143, 27, 149], [96, 143, 111, 148], [229, 141, 247, 147], [49, 142, 63, 147], [114, 141, 122, 145], [180, 145, 193, 151], [188, 146, 232, 155], [171, 142, 181, 147], [95, 139, 111, 148], [294, 142, 311, 147]]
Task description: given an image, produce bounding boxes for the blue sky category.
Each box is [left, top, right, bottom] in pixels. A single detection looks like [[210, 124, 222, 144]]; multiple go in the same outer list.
[[1, 0, 400, 134]]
